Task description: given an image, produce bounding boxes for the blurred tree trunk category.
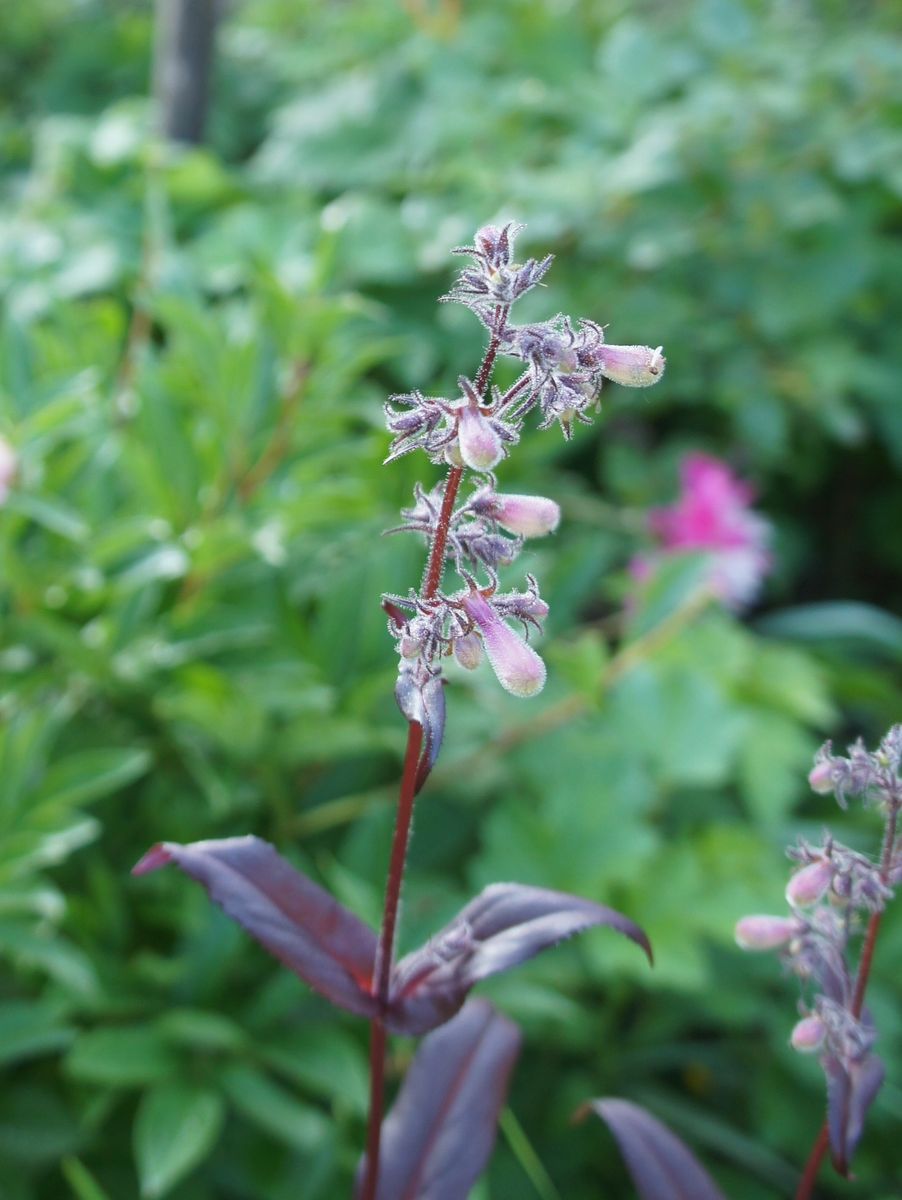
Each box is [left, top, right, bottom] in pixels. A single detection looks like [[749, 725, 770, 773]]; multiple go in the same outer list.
[[152, 0, 220, 143]]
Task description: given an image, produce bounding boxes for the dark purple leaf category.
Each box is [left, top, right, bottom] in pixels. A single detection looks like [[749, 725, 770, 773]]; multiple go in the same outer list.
[[589, 1098, 727, 1200], [825, 1051, 885, 1175], [133, 836, 378, 1019], [356, 999, 520, 1200], [387, 883, 651, 1035]]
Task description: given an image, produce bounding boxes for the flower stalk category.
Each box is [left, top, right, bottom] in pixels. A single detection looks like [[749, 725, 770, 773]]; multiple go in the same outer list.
[[735, 727, 902, 1199], [361, 223, 664, 1197]]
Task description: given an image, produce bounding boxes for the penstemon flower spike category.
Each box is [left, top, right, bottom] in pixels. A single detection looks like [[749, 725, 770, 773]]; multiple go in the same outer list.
[[383, 221, 665, 748], [359, 222, 663, 1199], [736, 726, 902, 1195]]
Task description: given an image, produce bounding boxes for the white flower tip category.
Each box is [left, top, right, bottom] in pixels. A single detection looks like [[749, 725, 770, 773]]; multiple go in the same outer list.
[[497, 647, 546, 697]]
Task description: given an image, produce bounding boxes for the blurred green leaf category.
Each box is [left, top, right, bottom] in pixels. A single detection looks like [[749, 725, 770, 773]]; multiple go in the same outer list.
[[33, 747, 151, 809], [133, 1082, 225, 1198], [0, 1001, 74, 1068], [758, 603, 902, 662], [64, 1025, 177, 1087], [220, 1063, 331, 1150], [61, 1157, 112, 1200]]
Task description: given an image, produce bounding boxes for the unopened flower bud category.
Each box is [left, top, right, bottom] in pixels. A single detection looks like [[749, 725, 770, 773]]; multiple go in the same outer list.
[[808, 761, 834, 795], [791, 1015, 826, 1054], [522, 595, 549, 619], [398, 635, 422, 660], [453, 632, 483, 671], [457, 404, 502, 471], [461, 590, 546, 698], [597, 344, 666, 388], [735, 914, 799, 951], [0, 436, 17, 503], [786, 860, 833, 907], [488, 493, 561, 538]]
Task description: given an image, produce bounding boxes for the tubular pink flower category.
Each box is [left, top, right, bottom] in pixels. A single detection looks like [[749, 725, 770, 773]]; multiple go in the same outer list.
[[735, 914, 799, 951], [0, 436, 17, 504], [597, 344, 666, 388], [456, 403, 502, 471], [786, 860, 833, 907], [489, 493, 560, 538], [460, 590, 546, 698]]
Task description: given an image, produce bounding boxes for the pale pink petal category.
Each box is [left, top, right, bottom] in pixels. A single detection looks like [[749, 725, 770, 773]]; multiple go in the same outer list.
[[461, 591, 546, 698]]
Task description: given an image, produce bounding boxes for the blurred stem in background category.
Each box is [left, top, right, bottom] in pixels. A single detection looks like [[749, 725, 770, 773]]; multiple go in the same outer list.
[[152, 0, 221, 143]]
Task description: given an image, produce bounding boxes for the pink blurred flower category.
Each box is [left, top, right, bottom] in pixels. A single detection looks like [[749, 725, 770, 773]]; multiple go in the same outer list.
[[634, 453, 772, 610], [0, 436, 17, 504]]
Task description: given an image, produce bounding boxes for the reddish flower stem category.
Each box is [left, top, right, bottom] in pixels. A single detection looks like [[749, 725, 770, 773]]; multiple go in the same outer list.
[[361, 718, 423, 1200], [796, 1125, 830, 1200], [795, 803, 899, 1200], [421, 465, 464, 599], [360, 315, 508, 1200]]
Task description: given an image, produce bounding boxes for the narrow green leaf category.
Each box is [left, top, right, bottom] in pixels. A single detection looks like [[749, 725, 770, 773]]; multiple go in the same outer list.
[[62, 1157, 112, 1200], [34, 748, 151, 809], [220, 1063, 329, 1149], [134, 1082, 224, 1198], [4, 494, 89, 542], [757, 602, 902, 661]]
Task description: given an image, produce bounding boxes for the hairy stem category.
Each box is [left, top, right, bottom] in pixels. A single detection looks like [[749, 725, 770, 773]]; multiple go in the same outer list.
[[361, 719, 423, 1200], [360, 317, 507, 1198], [795, 802, 899, 1200]]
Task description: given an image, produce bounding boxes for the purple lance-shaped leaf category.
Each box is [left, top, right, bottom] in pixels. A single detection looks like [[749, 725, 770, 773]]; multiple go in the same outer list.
[[588, 1098, 727, 1200], [356, 999, 520, 1200], [387, 883, 652, 1035], [133, 837, 379, 1019], [825, 1051, 885, 1175]]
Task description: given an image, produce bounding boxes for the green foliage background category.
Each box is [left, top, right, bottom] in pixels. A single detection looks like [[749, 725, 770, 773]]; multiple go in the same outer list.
[[1, 1, 901, 1196]]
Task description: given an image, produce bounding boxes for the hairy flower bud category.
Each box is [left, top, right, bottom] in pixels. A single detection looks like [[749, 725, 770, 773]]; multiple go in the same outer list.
[[791, 1015, 826, 1054], [481, 493, 561, 538], [453, 632, 483, 671], [735, 914, 800, 951], [398, 634, 422, 660], [460, 590, 545, 698], [456, 404, 503, 472], [596, 344, 666, 388], [787, 860, 833, 907], [808, 760, 835, 795]]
